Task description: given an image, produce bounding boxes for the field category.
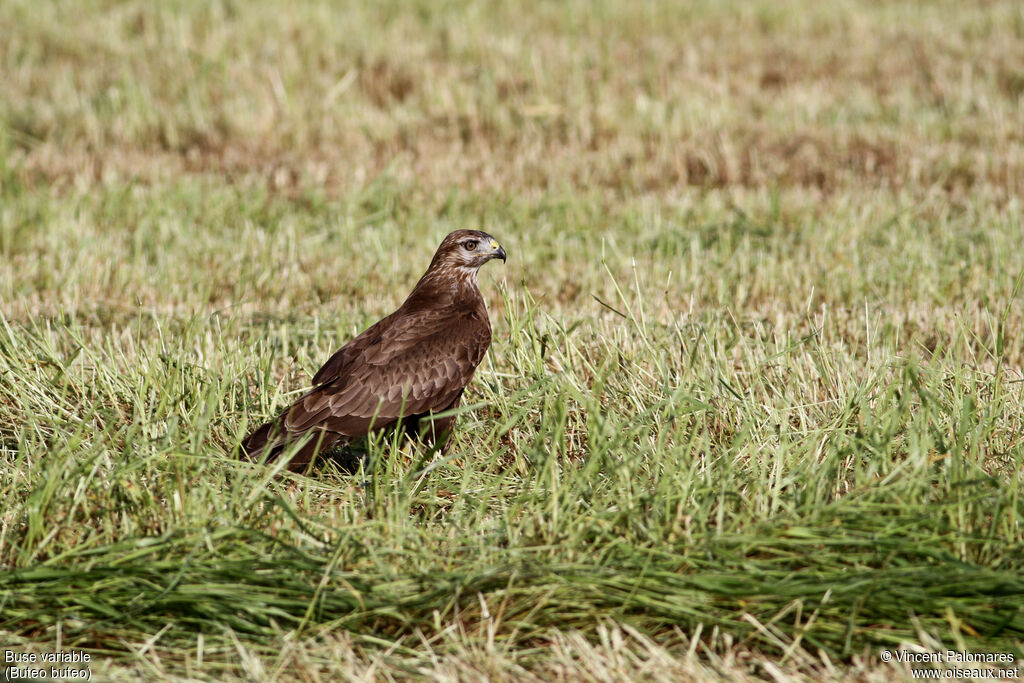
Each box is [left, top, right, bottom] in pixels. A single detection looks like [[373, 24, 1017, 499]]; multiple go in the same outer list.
[[2, 0, 1024, 680]]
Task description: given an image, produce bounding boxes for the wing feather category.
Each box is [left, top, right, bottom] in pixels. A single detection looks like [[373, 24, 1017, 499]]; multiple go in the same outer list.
[[281, 306, 490, 435]]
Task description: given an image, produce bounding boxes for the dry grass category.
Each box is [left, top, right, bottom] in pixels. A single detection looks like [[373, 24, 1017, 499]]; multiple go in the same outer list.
[[3, 0, 1023, 197]]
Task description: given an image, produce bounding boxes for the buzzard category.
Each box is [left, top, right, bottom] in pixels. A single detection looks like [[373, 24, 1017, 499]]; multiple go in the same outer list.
[[241, 229, 506, 471]]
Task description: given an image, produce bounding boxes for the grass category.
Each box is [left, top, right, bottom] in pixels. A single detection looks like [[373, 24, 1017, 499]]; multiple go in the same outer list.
[[2, 0, 1024, 680]]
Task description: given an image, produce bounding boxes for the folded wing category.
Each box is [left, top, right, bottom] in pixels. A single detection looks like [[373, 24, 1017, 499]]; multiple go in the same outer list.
[[242, 305, 491, 465]]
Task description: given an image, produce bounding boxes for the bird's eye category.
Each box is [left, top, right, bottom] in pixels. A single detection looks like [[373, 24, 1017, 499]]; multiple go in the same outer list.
[[463, 240, 478, 251]]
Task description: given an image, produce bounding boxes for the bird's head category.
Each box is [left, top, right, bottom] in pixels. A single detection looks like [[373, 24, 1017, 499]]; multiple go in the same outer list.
[[431, 230, 507, 271], [408, 230, 507, 303]]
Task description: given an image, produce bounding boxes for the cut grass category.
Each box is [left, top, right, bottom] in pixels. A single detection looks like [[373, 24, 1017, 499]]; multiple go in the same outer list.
[[2, 0, 1024, 679]]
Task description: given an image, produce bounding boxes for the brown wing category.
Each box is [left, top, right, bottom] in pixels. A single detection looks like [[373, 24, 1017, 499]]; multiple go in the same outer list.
[[283, 305, 490, 436], [310, 313, 397, 386]]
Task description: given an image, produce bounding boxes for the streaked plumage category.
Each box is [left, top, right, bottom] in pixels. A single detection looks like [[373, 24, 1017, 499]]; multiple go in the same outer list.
[[241, 230, 506, 471]]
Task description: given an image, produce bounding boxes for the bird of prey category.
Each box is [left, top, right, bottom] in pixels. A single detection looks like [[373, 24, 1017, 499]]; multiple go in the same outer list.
[[241, 229, 507, 471]]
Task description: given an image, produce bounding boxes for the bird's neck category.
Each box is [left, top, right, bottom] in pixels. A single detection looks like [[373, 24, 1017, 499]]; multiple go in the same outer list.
[[405, 266, 482, 308]]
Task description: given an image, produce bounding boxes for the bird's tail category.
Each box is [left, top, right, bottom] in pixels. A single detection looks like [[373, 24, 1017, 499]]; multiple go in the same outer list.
[[239, 420, 277, 462], [240, 415, 339, 472]]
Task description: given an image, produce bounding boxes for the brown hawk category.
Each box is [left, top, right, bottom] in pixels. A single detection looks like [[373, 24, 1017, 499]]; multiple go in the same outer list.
[[241, 230, 506, 470]]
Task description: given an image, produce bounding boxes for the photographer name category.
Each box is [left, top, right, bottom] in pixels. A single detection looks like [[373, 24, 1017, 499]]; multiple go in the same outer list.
[[891, 650, 1015, 664]]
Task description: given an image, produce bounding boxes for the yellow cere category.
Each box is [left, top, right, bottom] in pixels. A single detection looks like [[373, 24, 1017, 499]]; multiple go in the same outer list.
[[490, 239, 500, 250]]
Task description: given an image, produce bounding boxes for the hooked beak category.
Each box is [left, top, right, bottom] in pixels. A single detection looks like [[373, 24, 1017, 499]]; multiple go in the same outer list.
[[488, 238, 507, 263]]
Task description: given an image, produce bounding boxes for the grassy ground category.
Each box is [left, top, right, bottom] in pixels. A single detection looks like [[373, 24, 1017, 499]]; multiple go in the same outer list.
[[2, 0, 1024, 680]]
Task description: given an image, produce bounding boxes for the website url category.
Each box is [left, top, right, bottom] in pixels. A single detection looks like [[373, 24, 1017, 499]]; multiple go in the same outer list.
[[910, 668, 1020, 680]]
